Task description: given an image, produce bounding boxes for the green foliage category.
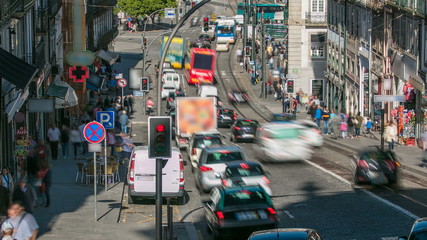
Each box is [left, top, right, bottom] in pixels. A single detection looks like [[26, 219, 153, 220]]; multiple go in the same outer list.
[[115, 0, 177, 18]]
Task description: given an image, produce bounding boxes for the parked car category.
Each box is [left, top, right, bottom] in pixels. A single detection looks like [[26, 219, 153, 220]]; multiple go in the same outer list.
[[195, 145, 246, 192], [399, 218, 427, 240], [222, 161, 272, 196], [204, 185, 279, 240], [228, 89, 249, 104], [248, 228, 323, 240], [187, 130, 224, 172], [350, 148, 400, 185], [254, 123, 313, 162], [127, 146, 185, 204], [230, 119, 259, 143], [161, 82, 177, 99], [217, 108, 237, 128]]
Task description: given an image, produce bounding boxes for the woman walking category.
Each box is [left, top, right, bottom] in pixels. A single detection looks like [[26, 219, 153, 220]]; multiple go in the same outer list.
[[384, 121, 398, 151], [70, 125, 81, 160]]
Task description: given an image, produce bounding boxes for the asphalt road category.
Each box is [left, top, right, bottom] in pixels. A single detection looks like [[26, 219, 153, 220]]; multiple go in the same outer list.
[[114, 0, 427, 239]]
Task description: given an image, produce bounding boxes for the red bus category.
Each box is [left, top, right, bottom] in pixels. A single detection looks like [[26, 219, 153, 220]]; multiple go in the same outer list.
[[184, 48, 216, 85]]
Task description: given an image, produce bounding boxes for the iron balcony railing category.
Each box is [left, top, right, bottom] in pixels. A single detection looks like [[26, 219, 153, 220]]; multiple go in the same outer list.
[[353, 0, 385, 9], [48, 0, 62, 17], [387, 0, 426, 15], [33, 39, 46, 70], [305, 12, 327, 24]]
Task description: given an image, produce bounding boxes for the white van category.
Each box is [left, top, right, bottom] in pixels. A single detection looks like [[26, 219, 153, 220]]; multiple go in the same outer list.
[[162, 73, 181, 90], [198, 85, 218, 98], [127, 146, 185, 204]]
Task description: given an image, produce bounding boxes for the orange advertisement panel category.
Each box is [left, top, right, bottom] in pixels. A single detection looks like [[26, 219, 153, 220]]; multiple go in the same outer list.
[[176, 97, 217, 136]]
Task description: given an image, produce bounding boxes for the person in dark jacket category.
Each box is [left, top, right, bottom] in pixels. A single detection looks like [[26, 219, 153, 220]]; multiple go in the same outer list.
[[0, 178, 10, 216], [12, 180, 37, 214], [38, 161, 52, 208], [322, 107, 331, 134]]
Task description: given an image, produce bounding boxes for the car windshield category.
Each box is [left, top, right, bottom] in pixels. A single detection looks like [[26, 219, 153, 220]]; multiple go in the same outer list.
[[219, 109, 234, 117], [237, 120, 258, 126], [223, 189, 270, 207], [412, 231, 427, 240], [164, 86, 175, 90], [194, 137, 222, 149], [206, 151, 243, 164], [270, 128, 300, 139], [226, 165, 264, 177]]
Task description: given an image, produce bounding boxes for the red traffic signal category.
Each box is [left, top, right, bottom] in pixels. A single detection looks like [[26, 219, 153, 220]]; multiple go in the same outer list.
[[192, 1, 195, 7], [203, 17, 209, 22], [287, 80, 294, 93], [156, 124, 165, 132]]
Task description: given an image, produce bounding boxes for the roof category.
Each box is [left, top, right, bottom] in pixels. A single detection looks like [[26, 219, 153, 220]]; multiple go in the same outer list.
[[225, 161, 261, 168], [413, 218, 427, 233], [0, 47, 38, 90], [249, 228, 317, 240], [204, 145, 242, 153], [220, 185, 264, 194]]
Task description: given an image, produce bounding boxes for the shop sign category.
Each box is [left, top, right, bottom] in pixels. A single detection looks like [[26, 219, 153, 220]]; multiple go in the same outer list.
[[374, 95, 406, 102]]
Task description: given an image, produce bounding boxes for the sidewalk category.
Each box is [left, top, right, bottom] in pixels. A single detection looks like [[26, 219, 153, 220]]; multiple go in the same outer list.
[[231, 39, 427, 178]]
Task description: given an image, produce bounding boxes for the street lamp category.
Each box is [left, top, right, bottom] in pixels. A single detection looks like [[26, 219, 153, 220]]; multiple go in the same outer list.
[[142, 9, 165, 77]]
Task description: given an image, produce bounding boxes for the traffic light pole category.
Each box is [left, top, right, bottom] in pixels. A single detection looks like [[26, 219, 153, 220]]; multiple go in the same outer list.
[[261, 12, 266, 100], [243, 0, 248, 49], [155, 157, 163, 239], [251, 4, 256, 63]]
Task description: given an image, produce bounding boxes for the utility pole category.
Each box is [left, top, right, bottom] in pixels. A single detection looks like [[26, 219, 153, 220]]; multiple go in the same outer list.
[[261, 12, 266, 99], [243, 0, 248, 48], [251, 4, 256, 63]]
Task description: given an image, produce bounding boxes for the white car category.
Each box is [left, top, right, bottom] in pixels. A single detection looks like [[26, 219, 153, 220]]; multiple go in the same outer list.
[[294, 120, 324, 147], [187, 130, 224, 172], [161, 82, 177, 99], [216, 42, 229, 52], [162, 73, 181, 90], [254, 123, 313, 162]]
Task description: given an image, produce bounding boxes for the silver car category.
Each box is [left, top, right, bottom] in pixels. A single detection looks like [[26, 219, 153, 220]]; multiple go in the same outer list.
[[195, 146, 246, 192]]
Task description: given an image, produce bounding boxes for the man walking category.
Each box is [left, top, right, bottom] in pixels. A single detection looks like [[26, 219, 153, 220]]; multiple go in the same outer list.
[[47, 124, 60, 160], [119, 110, 129, 134], [4, 202, 39, 240], [355, 112, 364, 137], [322, 107, 330, 134]]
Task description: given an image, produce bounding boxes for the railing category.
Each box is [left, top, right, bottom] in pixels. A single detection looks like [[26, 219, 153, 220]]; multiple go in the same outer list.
[[305, 12, 327, 24], [355, 0, 385, 9], [33, 40, 46, 69], [35, 9, 48, 34], [0, 0, 11, 29], [48, 0, 62, 16], [10, 0, 35, 14]]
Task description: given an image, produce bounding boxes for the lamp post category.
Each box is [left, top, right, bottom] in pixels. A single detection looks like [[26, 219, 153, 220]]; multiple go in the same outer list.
[[142, 9, 165, 77], [380, 76, 393, 151]]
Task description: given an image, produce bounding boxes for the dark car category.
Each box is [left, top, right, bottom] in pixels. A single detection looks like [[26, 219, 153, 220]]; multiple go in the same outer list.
[[166, 90, 186, 110], [350, 149, 400, 185], [217, 108, 237, 128], [230, 119, 259, 143], [248, 228, 323, 240], [191, 39, 211, 49], [270, 113, 297, 122], [204, 185, 279, 240], [198, 34, 212, 43], [228, 89, 249, 104], [399, 218, 427, 240]]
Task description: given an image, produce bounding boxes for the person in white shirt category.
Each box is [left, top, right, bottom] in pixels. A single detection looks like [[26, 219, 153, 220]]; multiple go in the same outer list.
[[70, 125, 82, 159], [47, 124, 60, 160], [5, 202, 39, 240]]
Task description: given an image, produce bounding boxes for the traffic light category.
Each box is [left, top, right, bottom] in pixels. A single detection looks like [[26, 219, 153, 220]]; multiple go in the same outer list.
[[143, 37, 147, 48], [148, 117, 172, 158], [192, 1, 195, 7], [141, 77, 150, 91], [287, 80, 294, 93], [245, 46, 251, 56], [203, 17, 209, 32]]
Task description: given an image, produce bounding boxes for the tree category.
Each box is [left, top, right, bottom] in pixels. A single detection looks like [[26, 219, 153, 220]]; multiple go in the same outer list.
[[116, 0, 176, 19]]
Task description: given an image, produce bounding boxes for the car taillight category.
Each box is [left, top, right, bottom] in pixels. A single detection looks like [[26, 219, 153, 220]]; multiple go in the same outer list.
[[267, 208, 276, 215], [234, 126, 241, 130], [167, 98, 172, 102], [216, 211, 224, 219], [179, 155, 184, 183], [222, 179, 228, 186], [358, 160, 369, 168], [192, 148, 197, 155], [129, 153, 136, 182], [233, 112, 237, 120], [199, 166, 213, 172], [217, 113, 219, 117], [262, 176, 270, 184]]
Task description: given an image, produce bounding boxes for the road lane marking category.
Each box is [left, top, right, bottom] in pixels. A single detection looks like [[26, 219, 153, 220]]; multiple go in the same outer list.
[[283, 210, 294, 219], [221, 71, 227, 76], [304, 160, 419, 220]]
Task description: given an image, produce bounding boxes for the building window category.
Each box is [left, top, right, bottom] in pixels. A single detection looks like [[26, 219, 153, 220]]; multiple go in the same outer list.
[[311, 46, 324, 58], [311, 0, 325, 12]]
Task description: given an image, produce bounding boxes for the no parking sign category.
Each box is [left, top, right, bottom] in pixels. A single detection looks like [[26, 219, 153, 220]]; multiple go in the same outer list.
[[83, 121, 106, 144]]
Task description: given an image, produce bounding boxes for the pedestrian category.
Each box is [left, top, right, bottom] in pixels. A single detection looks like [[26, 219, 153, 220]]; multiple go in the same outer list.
[[384, 121, 398, 151], [269, 57, 274, 70], [340, 119, 348, 139], [70, 125, 81, 160], [79, 120, 89, 155], [127, 95, 135, 114], [146, 97, 155, 116], [329, 109, 336, 135], [282, 94, 290, 113], [301, 94, 309, 112], [60, 124, 69, 159], [47, 124, 60, 160], [4, 202, 39, 240], [36, 161, 51, 208], [314, 105, 322, 128], [1, 168, 14, 195], [107, 129, 117, 157], [347, 113, 355, 138], [322, 107, 330, 134], [12, 180, 37, 214], [118, 132, 135, 164], [420, 130, 427, 163], [119, 110, 129, 134], [0, 177, 10, 217], [365, 117, 372, 136], [104, 95, 111, 109], [331, 110, 340, 139], [355, 112, 364, 137], [93, 103, 103, 120]]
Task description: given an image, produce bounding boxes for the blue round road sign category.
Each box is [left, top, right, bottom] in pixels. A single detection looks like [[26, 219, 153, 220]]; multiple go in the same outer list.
[[83, 121, 106, 144]]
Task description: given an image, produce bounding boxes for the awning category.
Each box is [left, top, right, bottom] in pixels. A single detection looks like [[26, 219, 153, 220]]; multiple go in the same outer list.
[[46, 84, 69, 98], [95, 49, 119, 65], [5, 89, 29, 123], [52, 81, 78, 109], [0, 47, 38, 90], [86, 71, 104, 91]]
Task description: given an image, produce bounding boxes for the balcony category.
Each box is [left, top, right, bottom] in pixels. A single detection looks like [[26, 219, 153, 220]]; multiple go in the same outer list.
[[35, 9, 48, 35], [48, 0, 62, 17], [33, 39, 46, 70], [387, 0, 425, 15], [0, 1, 11, 29], [354, 0, 385, 9], [10, 0, 35, 18], [305, 12, 327, 26]]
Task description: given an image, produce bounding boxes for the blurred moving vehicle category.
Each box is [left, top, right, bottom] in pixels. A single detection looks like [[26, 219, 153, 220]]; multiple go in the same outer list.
[[190, 17, 199, 27], [217, 108, 237, 128], [188, 130, 224, 172], [161, 82, 177, 99], [127, 146, 185, 204], [195, 145, 246, 192], [204, 185, 279, 240], [399, 218, 427, 240], [350, 149, 400, 185], [222, 161, 272, 196], [184, 48, 216, 85], [230, 119, 259, 143], [295, 120, 323, 147], [228, 89, 249, 104], [166, 90, 186, 110], [248, 228, 323, 240], [254, 123, 313, 162], [270, 113, 297, 122], [198, 34, 212, 43]]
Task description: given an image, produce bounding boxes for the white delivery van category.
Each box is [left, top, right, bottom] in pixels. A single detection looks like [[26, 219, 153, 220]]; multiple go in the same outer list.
[[198, 85, 218, 98], [127, 146, 185, 204], [162, 73, 181, 90]]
